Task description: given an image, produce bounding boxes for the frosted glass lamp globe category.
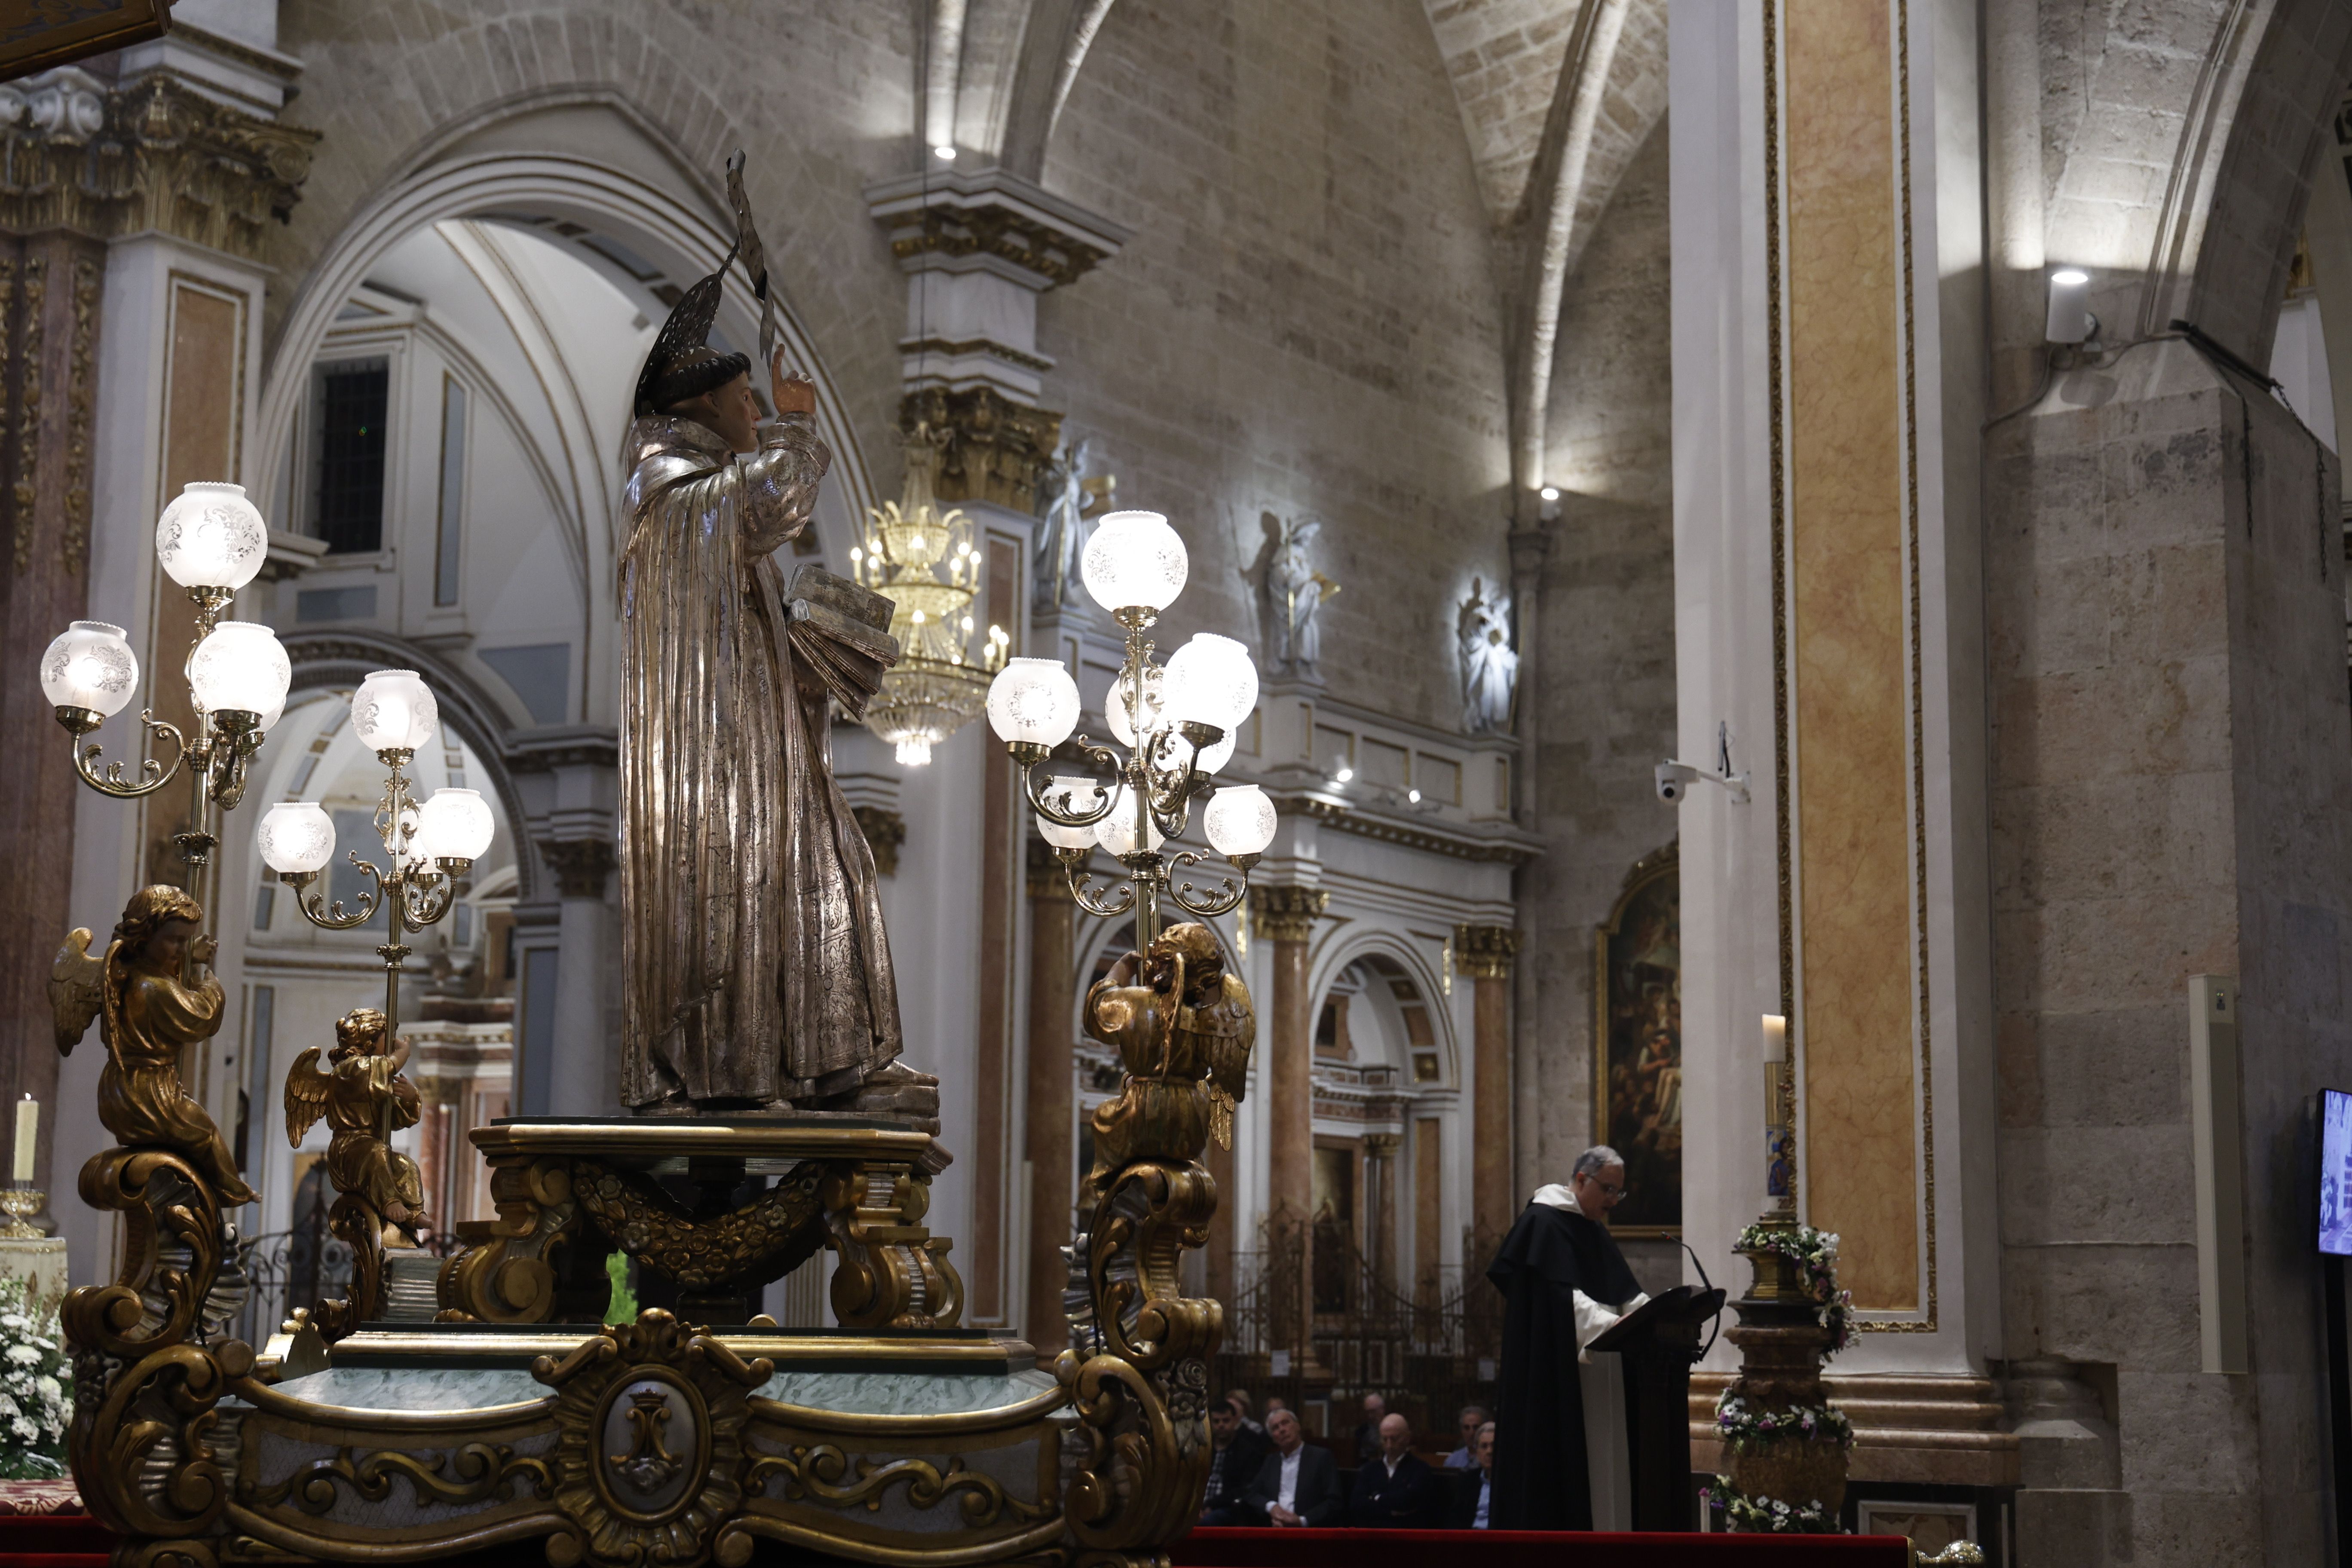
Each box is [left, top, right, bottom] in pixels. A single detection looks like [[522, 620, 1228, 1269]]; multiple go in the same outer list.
[[1081, 510, 1188, 615], [417, 787, 496, 862], [1036, 775, 1106, 848], [187, 621, 291, 719], [1165, 633, 1258, 729], [986, 658, 1081, 748], [256, 802, 336, 875], [155, 482, 269, 591], [40, 621, 138, 717], [352, 670, 439, 753], [1205, 785, 1277, 858], [1092, 784, 1165, 857]]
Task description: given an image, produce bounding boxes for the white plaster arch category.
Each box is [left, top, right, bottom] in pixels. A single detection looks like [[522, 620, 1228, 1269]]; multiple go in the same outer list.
[[1303, 925, 1461, 1086], [256, 105, 883, 626]]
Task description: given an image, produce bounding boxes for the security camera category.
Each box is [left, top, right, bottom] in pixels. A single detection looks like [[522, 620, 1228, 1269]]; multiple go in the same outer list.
[[1655, 757, 1751, 806]]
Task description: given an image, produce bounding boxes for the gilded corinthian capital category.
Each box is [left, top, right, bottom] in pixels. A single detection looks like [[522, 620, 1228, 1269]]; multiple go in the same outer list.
[[1249, 885, 1328, 944], [1454, 923, 1521, 979]]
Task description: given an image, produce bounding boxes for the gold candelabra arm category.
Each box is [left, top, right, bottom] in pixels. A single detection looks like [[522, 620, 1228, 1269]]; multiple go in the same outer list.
[[64, 707, 187, 799], [1025, 748, 1120, 827], [1165, 850, 1254, 919], [286, 853, 386, 929], [1063, 851, 1139, 921], [204, 709, 264, 810], [398, 858, 472, 932]]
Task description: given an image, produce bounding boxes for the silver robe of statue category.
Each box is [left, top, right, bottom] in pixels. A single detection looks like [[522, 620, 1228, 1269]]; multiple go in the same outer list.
[[617, 411, 903, 1107]]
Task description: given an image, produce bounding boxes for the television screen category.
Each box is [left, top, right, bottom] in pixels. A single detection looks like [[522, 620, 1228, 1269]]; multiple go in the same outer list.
[[2322, 1089, 2352, 1256]]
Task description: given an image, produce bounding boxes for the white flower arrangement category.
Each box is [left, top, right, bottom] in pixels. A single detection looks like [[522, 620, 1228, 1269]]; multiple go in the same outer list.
[[1713, 1390, 1856, 1452], [0, 1278, 70, 1479], [1700, 1478, 1842, 1534]]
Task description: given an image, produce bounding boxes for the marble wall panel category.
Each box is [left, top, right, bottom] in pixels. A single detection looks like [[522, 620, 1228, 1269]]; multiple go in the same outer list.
[[1783, 0, 1919, 1313]]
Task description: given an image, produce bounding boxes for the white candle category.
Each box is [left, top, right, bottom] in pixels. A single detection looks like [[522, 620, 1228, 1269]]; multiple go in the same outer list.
[[1762, 1014, 1787, 1064], [12, 1096, 35, 1184]]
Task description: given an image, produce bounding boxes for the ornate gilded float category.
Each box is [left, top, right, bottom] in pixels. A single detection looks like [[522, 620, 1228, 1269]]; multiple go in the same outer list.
[[57, 893, 1242, 1568]]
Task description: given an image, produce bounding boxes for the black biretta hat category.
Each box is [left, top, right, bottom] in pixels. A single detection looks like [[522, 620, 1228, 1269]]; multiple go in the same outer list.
[[631, 150, 779, 418]]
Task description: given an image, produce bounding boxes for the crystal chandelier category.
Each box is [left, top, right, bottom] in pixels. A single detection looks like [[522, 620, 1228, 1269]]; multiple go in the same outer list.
[[852, 431, 1008, 766]]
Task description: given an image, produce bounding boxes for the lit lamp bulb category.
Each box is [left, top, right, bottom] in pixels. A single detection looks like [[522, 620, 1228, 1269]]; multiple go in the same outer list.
[[256, 801, 336, 878], [1204, 784, 1277, 862], [2046, 268, 2092, 345], [416, 787, 496, 866], [1092, 784, 1165, 858], [40, 620, 138, 727], [351, 669, 439, 755], [154, 482, 269, 592], [187, 621, 291, 729], [1035, 774, 1102, 850], [1081, 510, 1189, 617], [985, 657, 1082, 760], [1165, 632, 1258, 773]]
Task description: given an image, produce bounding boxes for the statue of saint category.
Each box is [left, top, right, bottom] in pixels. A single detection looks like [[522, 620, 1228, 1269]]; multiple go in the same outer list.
[[1265, 514, 1338, 678], [49, 885, 254, 1204], [1034, 433, 1110, 613], [283, 1008, 426, 1240], [1457, 577, 1518, 735], [617, 165, 934, 1122]]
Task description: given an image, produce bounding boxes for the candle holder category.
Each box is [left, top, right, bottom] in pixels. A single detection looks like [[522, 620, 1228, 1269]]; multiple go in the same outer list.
[[0, 1187, 49, 1240]]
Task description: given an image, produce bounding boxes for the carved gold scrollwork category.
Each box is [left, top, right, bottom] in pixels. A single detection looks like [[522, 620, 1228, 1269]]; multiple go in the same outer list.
[[744, 1444, 1057, 1527], [66, 1148, 221, 1357], [438, 1156, 606, 1324], [821, 1163, 965, 1330], [245, 1441, 556, 1513], [534, 1310, 772, 1568]]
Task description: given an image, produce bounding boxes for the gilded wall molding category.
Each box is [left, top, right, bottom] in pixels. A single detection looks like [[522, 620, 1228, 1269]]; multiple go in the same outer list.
[[1452, 923, 1520, 979], [1248, 885, 1328, 944], [0, 74, 317, 259], [897, 386, 1062, 514]]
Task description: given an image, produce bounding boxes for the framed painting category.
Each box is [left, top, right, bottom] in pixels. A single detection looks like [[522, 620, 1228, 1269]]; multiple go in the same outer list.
[[1592, 839, 1681, 1235]]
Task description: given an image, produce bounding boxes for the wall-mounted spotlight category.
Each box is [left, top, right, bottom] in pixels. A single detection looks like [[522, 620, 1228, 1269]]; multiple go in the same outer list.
[[1537, 484, 1561, 523], [933, 144, 957, 161], [2046, 268, 2094, 345]]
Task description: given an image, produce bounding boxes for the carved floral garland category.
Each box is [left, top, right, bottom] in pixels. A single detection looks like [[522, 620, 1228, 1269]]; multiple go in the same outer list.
[[1698, 1485, 1841, 1534]]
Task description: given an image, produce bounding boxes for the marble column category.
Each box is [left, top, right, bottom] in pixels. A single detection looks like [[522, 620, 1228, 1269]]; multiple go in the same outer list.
[[1363, 1131, 1400, 1293], [0, 228, 104, 1199], [1251, 883, 1326, 1358], [1455, 924, 1520, 1248], [1022, 839, 1076, 1353]]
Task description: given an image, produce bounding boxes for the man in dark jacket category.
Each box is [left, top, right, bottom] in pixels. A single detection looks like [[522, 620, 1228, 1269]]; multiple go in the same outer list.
[[1240, 1408, 1343, 1527], [1201, 1395, 1273, 1524], [1349, 1413, 1442, 1528], [1448, 1420, 1498, 1528]]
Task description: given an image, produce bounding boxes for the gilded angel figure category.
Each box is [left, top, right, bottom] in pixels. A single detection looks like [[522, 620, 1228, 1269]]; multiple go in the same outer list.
[[1080, 922, 1254, 1197], [284, 1008, 427, 1240], [49, 885, 254, 1205]]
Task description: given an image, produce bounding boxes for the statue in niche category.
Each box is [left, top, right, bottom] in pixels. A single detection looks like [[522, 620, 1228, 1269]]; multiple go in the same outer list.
[[282, 1008, 427, 1241], [616, 153, 937, 1125], [1457, 576, 1519, 734], [1034, 433, 1116, 613], [49, 885, 255, 1204], [1262, 512, 1340, 679]]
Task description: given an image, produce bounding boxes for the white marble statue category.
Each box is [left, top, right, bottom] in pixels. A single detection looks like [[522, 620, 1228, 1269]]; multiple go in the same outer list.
[[1035, 434, 1107, 612], [1458, 577, 1518, 734], [1265, 514, 1336, 678]]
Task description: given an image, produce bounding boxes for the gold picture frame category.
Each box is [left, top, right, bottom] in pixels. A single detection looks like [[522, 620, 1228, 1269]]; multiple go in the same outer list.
[[1592, 838, 1681, 1237]]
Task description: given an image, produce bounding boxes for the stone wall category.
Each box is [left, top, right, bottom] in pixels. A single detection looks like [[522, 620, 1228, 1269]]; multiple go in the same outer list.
[[1988, 342, 2349, 1565], [1038, 0, 1512, 730], [1518, 117, 1677, 1202]]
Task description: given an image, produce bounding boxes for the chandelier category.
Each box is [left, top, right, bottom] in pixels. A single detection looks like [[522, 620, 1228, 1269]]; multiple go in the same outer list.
[[852, 431, 1008, 766]]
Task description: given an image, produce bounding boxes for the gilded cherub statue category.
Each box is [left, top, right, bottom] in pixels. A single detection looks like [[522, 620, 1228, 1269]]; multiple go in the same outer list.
[[284, 1008, 427, 1242], [1079, 922, 1254, 1198], [50, 885, 254, 1205]]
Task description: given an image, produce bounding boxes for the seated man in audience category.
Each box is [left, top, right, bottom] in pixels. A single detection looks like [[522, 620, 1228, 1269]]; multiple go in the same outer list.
[[1351, 1392, 1389, 1466], [1241, 1408, 1342, 1528], [1443, 1403, 1491, 1468], [1201, 1394, 1272, 1525], [1449, 1420, 1498, 1528], [1224, 1388, 1266, 1436], [1349, 1412, 1442, 1529]]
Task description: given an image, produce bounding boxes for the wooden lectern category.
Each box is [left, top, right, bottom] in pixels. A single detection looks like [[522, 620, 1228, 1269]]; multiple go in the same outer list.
[[1588, 1283, 1729, 1530]]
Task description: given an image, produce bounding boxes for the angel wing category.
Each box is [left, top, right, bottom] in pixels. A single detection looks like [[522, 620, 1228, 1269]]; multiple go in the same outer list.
[[49, 928, 104, 1053], [283, 1046, 334, 1148]]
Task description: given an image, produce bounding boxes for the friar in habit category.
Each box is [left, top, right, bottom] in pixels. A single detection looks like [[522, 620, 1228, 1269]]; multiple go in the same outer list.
[[1486, 1145, 1651, 1531], [616, 155, 934, 1122]]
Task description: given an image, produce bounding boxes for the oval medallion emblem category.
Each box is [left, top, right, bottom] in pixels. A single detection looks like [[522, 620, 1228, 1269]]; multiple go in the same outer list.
[[594, 1372, 707, 1522]]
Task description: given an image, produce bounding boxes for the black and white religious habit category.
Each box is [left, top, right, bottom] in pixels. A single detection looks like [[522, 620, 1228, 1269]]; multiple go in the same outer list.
[[1485, 1181, 1649, 1531]]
